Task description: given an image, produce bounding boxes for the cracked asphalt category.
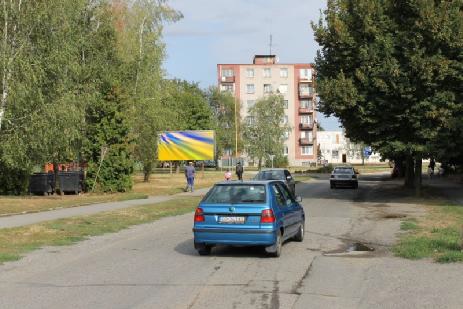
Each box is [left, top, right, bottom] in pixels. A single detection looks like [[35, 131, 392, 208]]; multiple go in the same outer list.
[[1, 174, 463, 309]]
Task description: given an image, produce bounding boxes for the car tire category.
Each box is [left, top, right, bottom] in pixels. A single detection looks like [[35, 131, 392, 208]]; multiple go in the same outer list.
[[294, 222, 304, 242], [266, 230, 282, 258], [354, 183, 358, 189], [330, 183, 335, 189], [197, 245, 212, 256]]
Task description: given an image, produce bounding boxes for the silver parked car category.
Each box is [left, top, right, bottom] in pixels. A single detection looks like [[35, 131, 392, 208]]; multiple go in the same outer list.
[[330, 166, 358, 189]]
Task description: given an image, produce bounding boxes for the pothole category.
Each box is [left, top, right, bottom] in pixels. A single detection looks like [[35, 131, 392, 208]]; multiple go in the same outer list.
[[347, 242, 375, 252], [383, 213, 407, 219], [323, 242, 375, 256]]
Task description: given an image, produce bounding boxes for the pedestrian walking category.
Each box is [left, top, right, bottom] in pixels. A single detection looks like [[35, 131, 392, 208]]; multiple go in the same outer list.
[[428, 165, 434, 179], [430, 159, 436, 174], [184, 162, 196, 192], [224, 169, 232, 181], [235, 162, 243, 181]]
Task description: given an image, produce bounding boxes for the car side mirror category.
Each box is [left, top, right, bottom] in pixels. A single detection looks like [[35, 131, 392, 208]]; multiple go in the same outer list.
[[286, 176, 292, 180], [295, 196, 302, 203]]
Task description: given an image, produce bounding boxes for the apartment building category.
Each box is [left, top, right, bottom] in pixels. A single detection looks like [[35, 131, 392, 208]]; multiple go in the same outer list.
[[217, 55, 317, 167]]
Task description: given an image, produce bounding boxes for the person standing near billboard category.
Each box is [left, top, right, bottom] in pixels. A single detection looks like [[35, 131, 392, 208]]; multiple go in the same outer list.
[[236, 162, 244, 181], [184, 162, 196, 192]]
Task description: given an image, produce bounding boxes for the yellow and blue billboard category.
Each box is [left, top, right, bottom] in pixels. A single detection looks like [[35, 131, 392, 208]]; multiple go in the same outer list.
[[158, 130, 215, 161]]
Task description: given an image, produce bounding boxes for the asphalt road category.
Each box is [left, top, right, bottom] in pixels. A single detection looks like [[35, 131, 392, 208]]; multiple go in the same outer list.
[[1, 175, 462, 309]]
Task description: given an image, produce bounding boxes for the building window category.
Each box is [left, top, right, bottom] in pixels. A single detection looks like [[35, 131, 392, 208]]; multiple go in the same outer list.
[[299, 68, 312, 80], [300, 115, 312, 125], [278, 84, 288, 94], [299, 83, 314, 95], [246, 116, 256, 125], [283, 145, 288, 156], [246, 84, 255, 94], [300, 100, 313, 109], [263, 68, 271, 78], [246, 68, 254, 78], [301, 146, 314, 156], [301, 131, 313, 141], [247, 100, 255, 110], [263, 84, 272, 93], [332, 150, 339, 159], [222, 69, 234, 77], [220, 83, 233, 92], [283, 130, 289, 140], [283, 100, 288, 109], [281, 115, 288, 124], [280, 68, 288, 78]]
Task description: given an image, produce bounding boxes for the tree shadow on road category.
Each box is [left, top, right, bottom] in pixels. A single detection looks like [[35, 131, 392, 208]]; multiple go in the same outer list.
[[301, 174, 463, 206], [174, 238, 273, 258]]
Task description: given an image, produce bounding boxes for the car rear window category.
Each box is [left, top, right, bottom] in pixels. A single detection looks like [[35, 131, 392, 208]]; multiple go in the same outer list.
[[255, 171, 285, 180], [203, 184, 266, 204], [333, 168, 354, 174]]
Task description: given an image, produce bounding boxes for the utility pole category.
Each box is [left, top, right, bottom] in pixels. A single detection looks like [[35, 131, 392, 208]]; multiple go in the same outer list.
[[269, 34, 273, 55], [234, 98, 238, 163]]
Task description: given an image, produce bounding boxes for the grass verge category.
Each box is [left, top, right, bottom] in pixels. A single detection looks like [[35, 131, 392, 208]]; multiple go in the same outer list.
[[394, 205, 463, 263], [0, 197, 200, 264]]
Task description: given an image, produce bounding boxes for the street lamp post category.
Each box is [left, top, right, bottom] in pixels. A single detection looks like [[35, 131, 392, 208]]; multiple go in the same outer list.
[[269, 155, 275, 169]]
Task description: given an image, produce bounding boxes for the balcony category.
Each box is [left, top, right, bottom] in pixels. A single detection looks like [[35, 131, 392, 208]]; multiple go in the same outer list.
[[298, 107, 314, 114], [299, 123, 314, 130], [299, 91, 314, 99], [299, 138, 313, 146], [220, 76, 235, 83]]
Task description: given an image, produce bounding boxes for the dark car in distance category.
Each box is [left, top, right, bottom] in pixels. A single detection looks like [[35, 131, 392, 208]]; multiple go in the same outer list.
[[254, 169, 296, 196], [330, 166, 358, 189]]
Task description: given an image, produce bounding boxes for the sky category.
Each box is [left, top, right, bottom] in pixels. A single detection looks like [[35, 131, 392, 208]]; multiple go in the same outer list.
[[162, 0, 341, 130]]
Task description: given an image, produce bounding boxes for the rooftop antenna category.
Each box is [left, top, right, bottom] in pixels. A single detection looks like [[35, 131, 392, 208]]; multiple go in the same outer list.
[[269, 34, 273, 55]]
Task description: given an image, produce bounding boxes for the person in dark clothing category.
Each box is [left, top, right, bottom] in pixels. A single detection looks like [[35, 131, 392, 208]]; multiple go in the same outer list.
[[235, 162, 244, 181], [430, 159, 436, 173], [184, 162, 196, 192]]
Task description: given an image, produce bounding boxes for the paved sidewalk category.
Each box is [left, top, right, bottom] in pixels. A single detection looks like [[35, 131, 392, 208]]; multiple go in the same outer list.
[[0, 188, 209, 229]]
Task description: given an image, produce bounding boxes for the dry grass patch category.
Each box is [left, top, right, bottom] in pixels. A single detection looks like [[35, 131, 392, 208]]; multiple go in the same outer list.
[[0, 197, 200, 264], [132, 171, 251, 196]]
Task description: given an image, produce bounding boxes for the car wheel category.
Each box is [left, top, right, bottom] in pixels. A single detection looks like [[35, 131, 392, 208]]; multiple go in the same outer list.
[[197, 245, 212, 256], [266, 230, 282, 257], [330, 183, 335, 189], [354, 183, 358, 189], [294, 222, 304, 242]]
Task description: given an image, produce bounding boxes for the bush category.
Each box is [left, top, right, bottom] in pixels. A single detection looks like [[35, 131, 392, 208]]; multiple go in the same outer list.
[[0, 162, 30, 195]]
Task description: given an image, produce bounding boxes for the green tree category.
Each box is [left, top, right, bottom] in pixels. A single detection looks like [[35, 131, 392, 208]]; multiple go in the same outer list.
[[82, 3, 134, 192], [206, 87, 238, 165], [312, 0, 463, 193], [113, 0, 181, 182], [242, 95, 290, 169]]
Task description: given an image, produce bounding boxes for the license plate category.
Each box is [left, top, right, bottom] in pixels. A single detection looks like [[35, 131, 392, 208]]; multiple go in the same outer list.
[[219, 216, 246, 224]]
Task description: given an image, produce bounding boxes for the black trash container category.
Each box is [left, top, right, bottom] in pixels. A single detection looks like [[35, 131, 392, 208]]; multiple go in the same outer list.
[[29, 173, 55, 195], [58, 171, 84, 194]]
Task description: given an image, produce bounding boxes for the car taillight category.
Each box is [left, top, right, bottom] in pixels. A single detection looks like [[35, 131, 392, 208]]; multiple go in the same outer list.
[[194, 208, 205, 222], [261, 209, 275, 223]]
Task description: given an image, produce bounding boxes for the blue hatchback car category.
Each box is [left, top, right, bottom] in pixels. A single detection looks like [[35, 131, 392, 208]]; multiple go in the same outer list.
[[193, 180, 305, 257]]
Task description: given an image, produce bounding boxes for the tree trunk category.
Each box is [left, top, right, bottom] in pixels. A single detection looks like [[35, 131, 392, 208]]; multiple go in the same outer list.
[[143, 161, 152, 182], [404, 155, 415, 188], [53, 162, 59, 194], [258, 157, 262, 170], [414, 155, 422, 196]]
